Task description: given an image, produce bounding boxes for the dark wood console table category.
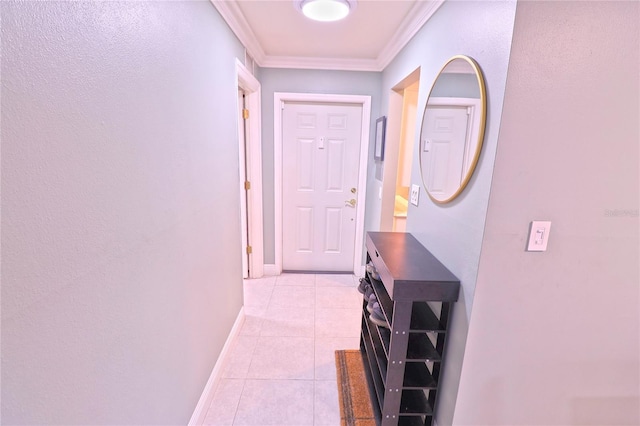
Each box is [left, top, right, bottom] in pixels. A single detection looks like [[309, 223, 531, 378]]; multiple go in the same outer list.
[[360, 232, 460, 426]]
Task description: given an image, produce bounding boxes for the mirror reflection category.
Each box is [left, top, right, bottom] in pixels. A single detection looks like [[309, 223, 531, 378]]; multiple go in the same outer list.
[[419, 55, 487, 203]]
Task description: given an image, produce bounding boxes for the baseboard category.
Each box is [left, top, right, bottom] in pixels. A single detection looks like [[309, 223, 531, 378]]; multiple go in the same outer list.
[[188, 307, 245, 425], [262, 264, 278, 276]]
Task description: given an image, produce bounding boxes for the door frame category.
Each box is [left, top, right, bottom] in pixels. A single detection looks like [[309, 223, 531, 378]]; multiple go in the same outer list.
[[237, 88, 249, 278], [274, 92, 371, 275], [380, 68, 421, 231], [236, 59, 264, 278]]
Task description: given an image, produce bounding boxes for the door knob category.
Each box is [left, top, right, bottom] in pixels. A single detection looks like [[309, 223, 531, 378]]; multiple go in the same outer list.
[[345, 199, 356, 207]]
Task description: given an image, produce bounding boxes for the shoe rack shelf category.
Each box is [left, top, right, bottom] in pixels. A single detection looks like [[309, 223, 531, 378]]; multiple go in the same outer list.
[[359, 232, 460, 426]]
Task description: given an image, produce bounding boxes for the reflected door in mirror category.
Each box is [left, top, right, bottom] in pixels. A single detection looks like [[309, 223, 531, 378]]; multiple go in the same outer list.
[[422, 105, 470, 198], [419, 55, 487, 203]]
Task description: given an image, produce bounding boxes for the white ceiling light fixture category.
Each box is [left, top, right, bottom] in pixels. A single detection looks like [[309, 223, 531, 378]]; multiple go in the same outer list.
[[296, 0, 356, 22]]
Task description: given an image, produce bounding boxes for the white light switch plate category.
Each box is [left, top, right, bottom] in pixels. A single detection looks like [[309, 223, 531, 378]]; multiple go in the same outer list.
[[410, 184, 420, 206], [526, 221, 552, 251]]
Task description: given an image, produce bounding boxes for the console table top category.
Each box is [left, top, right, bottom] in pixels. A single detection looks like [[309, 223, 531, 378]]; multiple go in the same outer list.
[[367, 232, 460, 301]]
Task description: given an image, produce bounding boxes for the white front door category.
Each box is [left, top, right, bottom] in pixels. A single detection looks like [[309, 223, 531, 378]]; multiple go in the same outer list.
[[282, 102, 363, 272]]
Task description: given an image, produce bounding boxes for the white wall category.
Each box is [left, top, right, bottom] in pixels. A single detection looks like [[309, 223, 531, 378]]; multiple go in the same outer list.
[[454, 1, 640, 424], [1, 2, 245, 423], [381, 1, 518, 424]]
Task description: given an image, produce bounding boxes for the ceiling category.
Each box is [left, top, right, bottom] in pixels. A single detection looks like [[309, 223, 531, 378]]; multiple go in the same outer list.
[[211, 0, 445, 71]]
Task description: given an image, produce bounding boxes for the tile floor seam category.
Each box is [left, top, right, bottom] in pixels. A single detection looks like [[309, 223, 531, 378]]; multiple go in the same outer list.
[[236, 377, 316, 381], [229, 379, 246, 426], [233, 277, 272, 425], [312, 274, 317, 425], [261, 278, 276, 309]]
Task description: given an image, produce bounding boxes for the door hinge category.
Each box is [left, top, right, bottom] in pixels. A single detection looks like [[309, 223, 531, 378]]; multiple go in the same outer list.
[[246, 245, 253, 254], [242, 108, 249, 120], [244, 181, 251, 190]]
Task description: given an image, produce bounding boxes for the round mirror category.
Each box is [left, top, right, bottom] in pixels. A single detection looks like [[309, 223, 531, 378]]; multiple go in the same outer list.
[[419, 55, 487, 203]]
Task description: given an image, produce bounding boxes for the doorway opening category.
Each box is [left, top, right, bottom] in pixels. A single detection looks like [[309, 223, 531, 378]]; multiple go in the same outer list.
[[380, 68, 420, 232]]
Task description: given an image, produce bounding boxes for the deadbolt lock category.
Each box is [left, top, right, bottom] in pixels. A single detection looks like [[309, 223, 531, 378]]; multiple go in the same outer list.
[[351, 188, 356, 193]]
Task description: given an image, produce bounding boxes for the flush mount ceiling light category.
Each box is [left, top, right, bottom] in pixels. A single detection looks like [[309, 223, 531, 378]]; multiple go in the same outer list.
[[295, 0, 356, 22]]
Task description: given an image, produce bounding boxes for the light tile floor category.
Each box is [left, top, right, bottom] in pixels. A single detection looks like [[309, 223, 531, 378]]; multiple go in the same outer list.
[[203, 273, 363, 426]]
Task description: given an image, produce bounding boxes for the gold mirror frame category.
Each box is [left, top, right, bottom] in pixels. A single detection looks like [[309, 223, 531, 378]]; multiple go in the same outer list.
[[419, 55, 487, 204]]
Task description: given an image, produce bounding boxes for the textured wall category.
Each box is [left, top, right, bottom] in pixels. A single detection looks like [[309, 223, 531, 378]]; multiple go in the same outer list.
[[1, 1, 245, 423], [454, 2, 640, 424], [381, 1, 518, 424]]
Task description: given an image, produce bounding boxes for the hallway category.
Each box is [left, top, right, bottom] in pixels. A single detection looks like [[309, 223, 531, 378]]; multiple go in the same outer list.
[[203, 274, 363, 425]]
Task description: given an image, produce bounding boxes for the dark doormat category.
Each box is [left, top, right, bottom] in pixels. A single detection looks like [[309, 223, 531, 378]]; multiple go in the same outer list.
[[335, 350, 376, 426]]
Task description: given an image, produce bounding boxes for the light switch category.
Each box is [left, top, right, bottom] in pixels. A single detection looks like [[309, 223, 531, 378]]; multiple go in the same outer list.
[[526, 221, 552, 252], [410, 184, 420, 206]]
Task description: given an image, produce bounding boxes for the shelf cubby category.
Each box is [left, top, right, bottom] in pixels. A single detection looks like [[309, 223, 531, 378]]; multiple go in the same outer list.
[[359, 232, 459, 426], [406, 334, 440, 362], [402, 362, 437, 389]]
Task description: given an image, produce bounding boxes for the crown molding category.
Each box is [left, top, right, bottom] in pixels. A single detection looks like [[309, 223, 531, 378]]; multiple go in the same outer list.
[[375, 0, 445, 70], [210, 0, 266, 64], [212, 0, 445, 72], [260, 55, 380, 72]]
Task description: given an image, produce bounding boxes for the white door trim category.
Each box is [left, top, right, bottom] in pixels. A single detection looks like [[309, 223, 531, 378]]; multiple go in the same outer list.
[[274, 92, 371, 274], [380, 90, 404, 232], [236, 59, 264, 278], [237, 89, 249, 278], [380, 69, 421, 232]]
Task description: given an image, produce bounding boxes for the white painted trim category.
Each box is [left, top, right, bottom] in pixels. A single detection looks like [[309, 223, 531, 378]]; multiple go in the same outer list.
[[274, 96, 284, 276], [380, 90, 405, 232], [213, 0, 444, 72], [262, 264, 278, 276], [274, 92, 371, 274], [236, 59, 264, 278], [375, 0, 445, 70], [188, 308, 245, 426], [356, 263, 366, 278], [260, 56, 380, 72], [236, 58, 260, 92], [211, 1, 266, 65], [237, 89, 249, 278], [380, 69, 422, 232], [427, 97, 482, 109]]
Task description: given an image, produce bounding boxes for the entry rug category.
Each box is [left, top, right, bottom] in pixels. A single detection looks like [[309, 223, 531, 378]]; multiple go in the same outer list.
[[335, 350, 376, 426]]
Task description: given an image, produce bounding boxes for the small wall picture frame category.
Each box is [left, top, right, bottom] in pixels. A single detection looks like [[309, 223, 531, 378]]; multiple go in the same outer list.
[[374, 116, 386, 161]]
